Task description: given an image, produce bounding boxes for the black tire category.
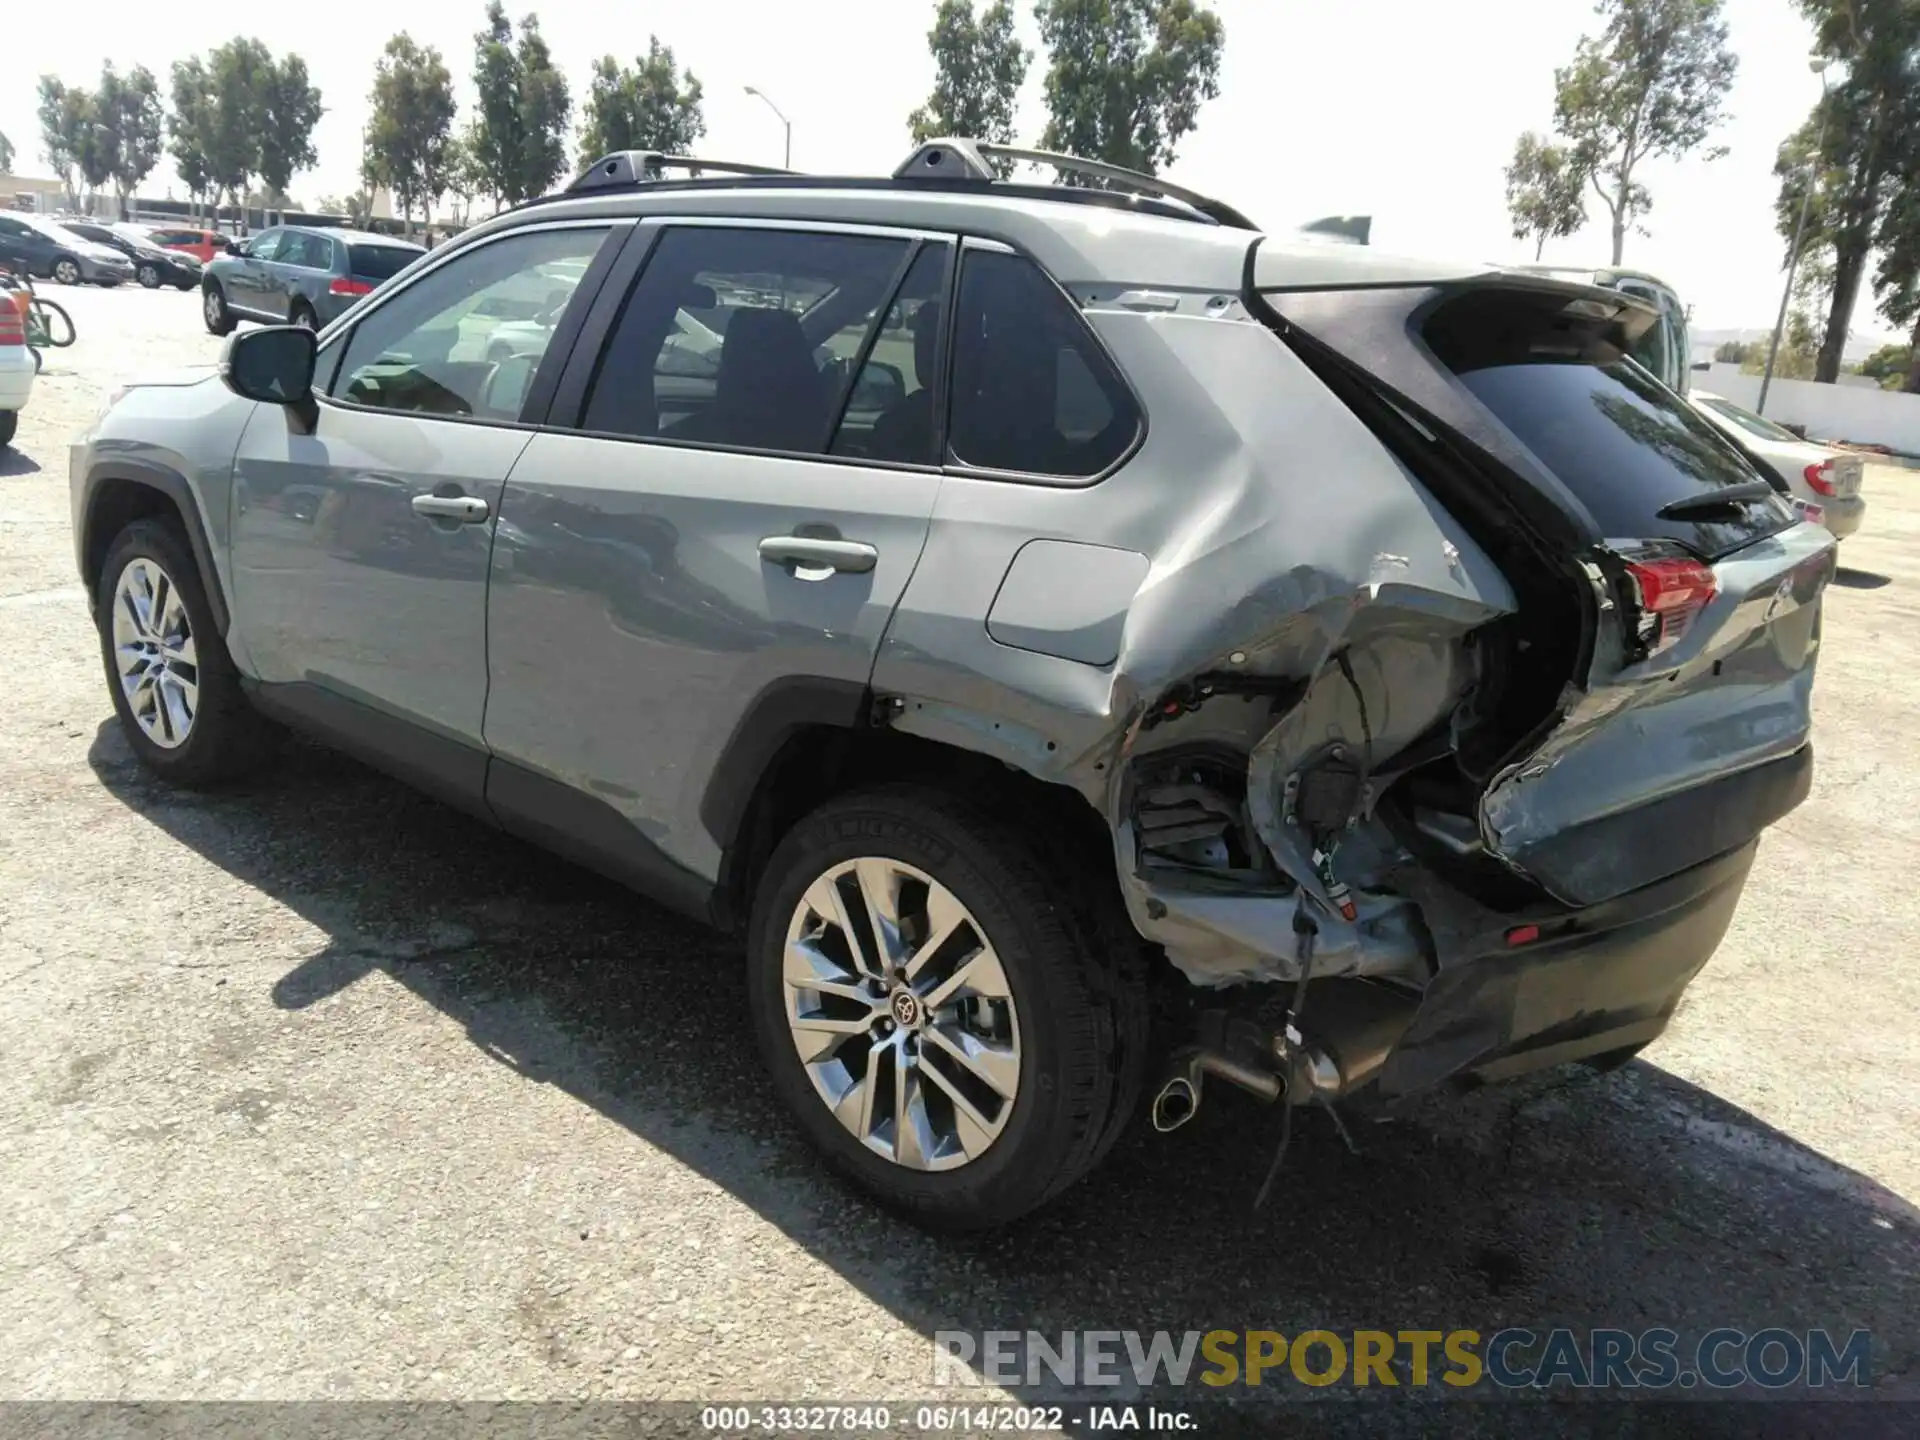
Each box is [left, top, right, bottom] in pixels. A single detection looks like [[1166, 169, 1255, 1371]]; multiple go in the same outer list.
[[52, 258, 81, 286], [202, 283, 235, 336], [289, 300, 317, 331], [747, 784, 1150, 1230], [0, 410, 16, 448], [174, 279, 196, 291], [138, 263, 162, 289], [94, 517, 270, 787]]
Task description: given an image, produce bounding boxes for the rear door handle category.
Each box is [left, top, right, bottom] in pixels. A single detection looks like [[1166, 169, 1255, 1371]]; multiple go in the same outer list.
[[758, 535, 878, 579], [412, 493, 490, 523]]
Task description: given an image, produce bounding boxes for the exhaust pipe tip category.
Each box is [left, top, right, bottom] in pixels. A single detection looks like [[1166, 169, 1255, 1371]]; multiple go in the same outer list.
[[1151, 1075, 1199, 1133]]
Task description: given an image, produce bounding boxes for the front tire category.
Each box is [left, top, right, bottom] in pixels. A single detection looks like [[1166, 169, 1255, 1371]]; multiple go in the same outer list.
[[747, 785, 1149, 1230], [52, 258, 81, 286], [95, 518, 269, 786], [138, 263, 161, 289], [202, 283, 235, 336], [289, 301, 317, 331]]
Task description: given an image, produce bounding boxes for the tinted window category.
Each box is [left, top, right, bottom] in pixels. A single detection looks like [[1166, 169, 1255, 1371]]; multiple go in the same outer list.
[[1697, 395, 1800, 444], [1428, 291, 1791, 557], [332, 226, 610, 422], [947, 248, 1138, 477], [349, 243, 421, 281], [280, 232, 333, 269], [581, 226, 910, 453], [833, 244, 949, 464]]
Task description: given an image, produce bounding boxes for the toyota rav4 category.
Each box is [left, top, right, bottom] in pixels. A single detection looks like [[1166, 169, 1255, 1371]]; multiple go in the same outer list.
[[70, 140, 1834, 1229]]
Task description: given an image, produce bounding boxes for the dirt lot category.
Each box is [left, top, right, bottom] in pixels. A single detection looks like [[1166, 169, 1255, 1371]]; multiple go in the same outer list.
[[1, 285, 1916, 1421]]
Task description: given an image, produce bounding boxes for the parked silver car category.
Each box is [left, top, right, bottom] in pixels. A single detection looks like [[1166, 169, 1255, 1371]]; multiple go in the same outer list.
[[70, 139, 1835, 1228], [1689, 389, 1867, 539]]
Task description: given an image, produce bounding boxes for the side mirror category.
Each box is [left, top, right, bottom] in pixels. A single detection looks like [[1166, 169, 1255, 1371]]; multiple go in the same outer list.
[[850, 361, 906, 412], [227, 239, 247, 256], [222, 325, 319, 428]]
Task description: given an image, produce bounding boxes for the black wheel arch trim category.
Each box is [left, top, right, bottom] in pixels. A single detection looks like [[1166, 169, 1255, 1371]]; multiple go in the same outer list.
[[80, 459, 232, 635], [700, 676, 873, 854]]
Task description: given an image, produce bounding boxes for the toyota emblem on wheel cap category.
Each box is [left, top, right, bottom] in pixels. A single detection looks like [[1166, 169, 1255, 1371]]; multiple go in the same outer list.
[[891, 990, 922, 1028]]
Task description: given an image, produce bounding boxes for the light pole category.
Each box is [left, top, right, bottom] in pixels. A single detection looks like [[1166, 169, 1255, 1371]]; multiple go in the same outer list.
[[1759, 56, 1833, 415], [745, 86, 791, 169]]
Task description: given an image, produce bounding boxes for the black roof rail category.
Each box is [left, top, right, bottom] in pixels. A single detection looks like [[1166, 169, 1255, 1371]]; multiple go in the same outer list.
[[893, 138, 1258, 230], [569, 151, 795, 193]]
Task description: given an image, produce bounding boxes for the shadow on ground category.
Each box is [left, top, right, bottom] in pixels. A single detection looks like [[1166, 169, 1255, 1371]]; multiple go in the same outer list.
[[1834, 567, 1894, 591], [0, 446, 43, 477], [86, 723, 1919, 1432]]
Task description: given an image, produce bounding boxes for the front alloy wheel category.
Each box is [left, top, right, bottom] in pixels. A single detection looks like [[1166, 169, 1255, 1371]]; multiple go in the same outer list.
[[110, 556, 199, 749], [784, 858, 1022, 1170], [52, 259, 81, 285]]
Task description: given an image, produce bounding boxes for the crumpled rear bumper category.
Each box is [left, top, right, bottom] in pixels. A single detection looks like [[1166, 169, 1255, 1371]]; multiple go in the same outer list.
[[1372, 839, 1758, 1096]]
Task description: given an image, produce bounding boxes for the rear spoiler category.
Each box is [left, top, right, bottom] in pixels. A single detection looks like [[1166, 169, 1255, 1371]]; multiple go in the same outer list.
[[1299, 215, 1371, 246]]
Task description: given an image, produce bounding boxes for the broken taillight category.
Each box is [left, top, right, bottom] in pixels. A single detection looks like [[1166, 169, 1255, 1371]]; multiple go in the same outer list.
[[1803, 460, 1839, 497], [1624, 554, 1717, 658]]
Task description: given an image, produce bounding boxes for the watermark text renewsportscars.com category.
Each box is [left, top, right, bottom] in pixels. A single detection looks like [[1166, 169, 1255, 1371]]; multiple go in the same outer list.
[[933, 1327, 1872, 1391]]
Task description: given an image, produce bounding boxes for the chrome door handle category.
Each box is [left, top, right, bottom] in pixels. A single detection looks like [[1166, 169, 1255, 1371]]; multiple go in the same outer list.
[[411, 493, 490, 523], [758, 535, 878, 579]]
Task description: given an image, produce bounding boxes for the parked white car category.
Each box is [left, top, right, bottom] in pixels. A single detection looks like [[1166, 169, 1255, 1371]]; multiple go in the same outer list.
[[1689, 390, 1866, 539], [0, 284, 35, 451]]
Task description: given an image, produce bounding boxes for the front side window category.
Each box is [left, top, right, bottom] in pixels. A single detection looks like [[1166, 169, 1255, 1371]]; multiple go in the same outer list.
[[946, 248, 1139, 478], [580, 225, 913, 453], [247, 231, 286, 263], [331, 226, 611, 422]]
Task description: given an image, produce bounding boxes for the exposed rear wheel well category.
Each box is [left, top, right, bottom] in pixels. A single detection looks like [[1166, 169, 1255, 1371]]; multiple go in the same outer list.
[[715, 725, 1120, 934]]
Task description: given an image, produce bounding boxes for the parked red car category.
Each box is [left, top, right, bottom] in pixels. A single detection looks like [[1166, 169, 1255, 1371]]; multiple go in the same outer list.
[[142, 227, 229, 265]]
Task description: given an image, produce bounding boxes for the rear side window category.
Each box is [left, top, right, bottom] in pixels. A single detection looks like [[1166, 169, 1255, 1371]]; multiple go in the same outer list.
[[1425, 290, 1790, 557], [349, 244, 419, 281], [946, 248, 1139, 478], [580, 225, 912, 454]]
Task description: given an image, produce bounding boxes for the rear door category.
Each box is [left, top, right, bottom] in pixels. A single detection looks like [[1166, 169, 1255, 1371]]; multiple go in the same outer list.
[[482, 220, 949, 888], [1262, 278, 1835, 906]]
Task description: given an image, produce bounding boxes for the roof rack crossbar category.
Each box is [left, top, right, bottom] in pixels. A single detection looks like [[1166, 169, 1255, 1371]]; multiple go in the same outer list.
[[570, 151, 796, 193], [891, 138, 1256, 229]]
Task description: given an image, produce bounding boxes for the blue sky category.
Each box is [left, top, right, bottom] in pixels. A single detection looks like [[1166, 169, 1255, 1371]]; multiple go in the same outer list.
[[1, 0, 1876, 337]]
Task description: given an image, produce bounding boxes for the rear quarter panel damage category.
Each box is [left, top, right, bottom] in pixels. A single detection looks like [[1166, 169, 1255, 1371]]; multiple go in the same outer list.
[[871, 301, 1515, 984]]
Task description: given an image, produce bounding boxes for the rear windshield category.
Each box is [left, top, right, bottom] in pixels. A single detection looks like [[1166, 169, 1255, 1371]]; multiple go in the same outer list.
[[1426, 291, 1791, 557], [1695, 394, 1802, 445], [349, 244, 419, 281]]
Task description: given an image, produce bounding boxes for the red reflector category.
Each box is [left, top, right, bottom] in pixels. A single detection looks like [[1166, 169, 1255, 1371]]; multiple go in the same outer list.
[[1802, 460, 1837, 497], [1505, 924, 1541, 946], [1624, 555, 1717, 657], [329, 277, 372, 297]]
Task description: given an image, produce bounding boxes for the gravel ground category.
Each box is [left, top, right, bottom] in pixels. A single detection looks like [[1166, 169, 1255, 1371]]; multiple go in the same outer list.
[[1, 286, 1916, 1427]]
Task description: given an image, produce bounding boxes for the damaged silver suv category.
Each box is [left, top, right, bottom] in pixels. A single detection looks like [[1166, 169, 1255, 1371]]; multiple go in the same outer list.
[[71, 139, 1834, 1228]]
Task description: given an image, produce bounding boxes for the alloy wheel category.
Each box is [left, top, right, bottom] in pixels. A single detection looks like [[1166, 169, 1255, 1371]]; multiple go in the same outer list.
[[110, 557, 199, 749], [782, 858, 1022, 1171], [53, 260, 79, 285], [203, 289, 223, 328]]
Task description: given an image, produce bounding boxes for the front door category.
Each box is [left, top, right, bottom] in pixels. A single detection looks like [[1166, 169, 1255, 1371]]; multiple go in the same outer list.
[[226, 221, 620, 802], [483, 223, 952, 888]]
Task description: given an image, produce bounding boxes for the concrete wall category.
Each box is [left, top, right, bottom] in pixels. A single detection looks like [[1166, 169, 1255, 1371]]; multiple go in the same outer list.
[[1694, 364, 1920, 453]]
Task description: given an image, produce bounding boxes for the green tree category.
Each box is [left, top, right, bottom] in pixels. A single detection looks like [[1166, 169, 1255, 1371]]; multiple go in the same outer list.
[[579, 38, 705, 162], [205, 39, 275, 228], [258, 55, 325, 225], [1855, 341, 1912, 389], [1775, 1, 1920, 383], [365, 33, 456, 236], [38, 76, 89, 209], [1034, 0, 1224, 174], [0, 131, 15, 175], [1713, 338, 1757, 363], [1551, 0, 1737, 264], [168, 58, 217, 221], [909, 1, 1030, 173], [441, 121, 491, 225], [95, 65, 166, 218], [470, 3, 572, 205], [1741, 310, 1821, 380], [1504, 131, 1588, 259], [72, 90, 115, 205]]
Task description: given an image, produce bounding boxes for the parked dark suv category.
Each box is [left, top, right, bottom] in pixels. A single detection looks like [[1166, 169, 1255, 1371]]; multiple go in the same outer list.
[[73, 139, 1834, 1230], [202, 226, 424, 333]]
